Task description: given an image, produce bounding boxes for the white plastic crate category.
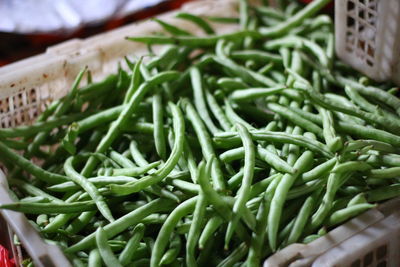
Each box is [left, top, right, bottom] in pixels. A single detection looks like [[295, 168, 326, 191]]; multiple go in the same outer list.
[[0, 0, 399, 266], [264, 197, 400, 267], [335, 0, 400, 85]]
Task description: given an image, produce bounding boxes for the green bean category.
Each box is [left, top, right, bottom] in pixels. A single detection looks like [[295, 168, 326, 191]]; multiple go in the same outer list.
[[206, 16, 239, 23], [214, 130, 333, 158], [160, 234, 182, 265], [249, 173, 282, 199], [266, 102, 323, 138], [218, 242, 248, 267], [337, 123, 400, 147], [224, 99, 255, 130], [109, 151, 135, 168], [74, 105, 123, 133], [48, 176, 135, 192], [0, 142, 67, 184], [28, 67, 87, 153], [153, 93, 167, 159], [150, 197, 197, 267], [327, 203, 376, 227], [168, 179, 199, 194], [347, 193, 367, 207], [217, 77, 248, 92], [191, 67, 219, 134], [2, 139, 28, 150], [344, 140, 397, 154], [336, 76, 400, 116], [287, 179, 324, 200], [213, 56, 276, 87], [294, 79, 400, 133], [226, 124, 255, 247], [183, 99, 226, 191], [286, 50, 303, 87], [319, 107, 342, 152], [0, 113, 88, 139], [197, 159, 251, 240], [127, 30, 260, 47], [258, 62, 274, 75], [66, 211, 97, 235], [344, 85, 377, 113], [259, 0, 331, 37], [255, 6, 285, 20], [309, 170, 352, 231], [186, 190, 207, 267], [231, 50, 282, 63], [129, 140, 150, 167], [381, 154, 400, 167], [368, 167, 400, 179], [366, 184, 400, 202], [265, 36, 329, 68], [268, 151, 314, 251], [88, 249, 101, 267], [246, 175, 281, 266], [286, 192, 317, 245], [331, 161, 372, 173], [64, 156, 114, 222], [119, 224, 145, 266], [81, 71, 179, 177], [110, 103, 184, 195], [66, 198, 175, 253], [299, 158, 336, 183], [42, 192, 81, 233], [198, 216, 223, 250], [230, 86, 286, 102], [0, 200, 95, 214], [8, 178, 62, 203], [20, 196, 49, 203], [153, 18, 191, 36], [175, 12, 215, 34], [205, 89, 232, 131], [112, 161, 162, 176], [80, 73, 117, 97], [95, 227, 123, 267]]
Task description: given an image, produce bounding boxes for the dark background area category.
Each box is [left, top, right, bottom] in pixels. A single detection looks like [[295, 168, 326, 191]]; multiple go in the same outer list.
[[0, 0, 193, 67]]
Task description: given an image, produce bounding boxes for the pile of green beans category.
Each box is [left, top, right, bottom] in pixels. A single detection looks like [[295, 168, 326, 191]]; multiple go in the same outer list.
[[2, 0, 400, 266]]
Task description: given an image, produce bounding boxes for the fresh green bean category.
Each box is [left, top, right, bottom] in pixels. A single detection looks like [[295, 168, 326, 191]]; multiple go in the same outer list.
[[214, 130, 333, 158], [151, 197, 197, 267], [175, 12, 215, 34], [96, 227, 123, 267], [110, 102, 184, 195], [81, 71, 179, 177], [186, 190, 207, 267], [119, 224, 145, 265], [153, 93, 167, 159], [64, 156, 114, 222], [0, 200, 96, 214], [225, 124, 255, 247], [327, 203, 376, 227], [268, 151, 314, 251]]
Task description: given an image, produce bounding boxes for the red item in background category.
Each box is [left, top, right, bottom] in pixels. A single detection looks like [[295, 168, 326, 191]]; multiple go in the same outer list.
[[0, 245, 14, 267]]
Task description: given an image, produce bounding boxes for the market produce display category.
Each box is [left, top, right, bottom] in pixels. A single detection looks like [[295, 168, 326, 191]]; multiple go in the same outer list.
[[1, 0, 400, 266]]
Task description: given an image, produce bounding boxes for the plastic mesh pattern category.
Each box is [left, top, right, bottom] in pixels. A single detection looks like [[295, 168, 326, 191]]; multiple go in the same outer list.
[[350, 244, 388, 267], [336, 0, 400, 84], [345, 0, 378, 67]]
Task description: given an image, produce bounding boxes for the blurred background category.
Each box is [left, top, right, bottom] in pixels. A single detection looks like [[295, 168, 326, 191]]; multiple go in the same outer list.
[[0, 0, 193, 66]]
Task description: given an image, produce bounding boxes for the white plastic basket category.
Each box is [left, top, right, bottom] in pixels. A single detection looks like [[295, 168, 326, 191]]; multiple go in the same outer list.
[[335, 0, 400, 85], [0, 1, 399, 266], [264, 197, 400, 267]]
